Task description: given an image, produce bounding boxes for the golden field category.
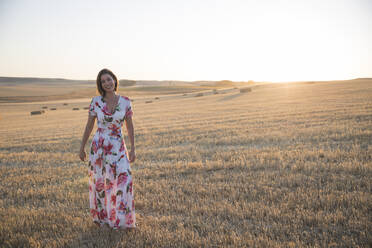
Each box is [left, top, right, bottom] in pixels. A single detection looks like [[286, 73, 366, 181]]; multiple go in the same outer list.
[[0, 79, 371, 247]]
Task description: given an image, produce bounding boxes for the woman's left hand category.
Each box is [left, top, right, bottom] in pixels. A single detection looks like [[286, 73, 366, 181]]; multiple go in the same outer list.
[[129, 149, 136, 163]]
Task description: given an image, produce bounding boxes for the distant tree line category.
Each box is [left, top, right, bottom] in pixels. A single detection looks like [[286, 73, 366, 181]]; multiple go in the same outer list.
[[119, 80, 136, 87]]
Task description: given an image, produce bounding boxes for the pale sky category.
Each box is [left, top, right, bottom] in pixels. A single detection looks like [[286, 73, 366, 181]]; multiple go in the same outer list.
[[0, 0, 371, 82]]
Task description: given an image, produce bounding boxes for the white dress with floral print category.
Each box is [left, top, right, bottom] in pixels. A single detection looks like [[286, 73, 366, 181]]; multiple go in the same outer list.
[[87, 95, 135, 229]]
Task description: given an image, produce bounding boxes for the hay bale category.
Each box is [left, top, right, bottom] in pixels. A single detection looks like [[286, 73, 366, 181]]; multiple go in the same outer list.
[[155, 97, 159, 100], [30, 111, 43, 115], [72, 108, 79, 110], [83, 107, 89, 110], [240, 87, 252, 93], [42, 106, 48, 109], [50, 108, 57, 110], [63, 103, 68, 105], [195, 93, 203, 97], [145, 100, 153, 103]]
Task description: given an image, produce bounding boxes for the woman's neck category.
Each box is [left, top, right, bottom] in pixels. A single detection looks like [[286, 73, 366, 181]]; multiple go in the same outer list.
[[104, 91, 116, 100]]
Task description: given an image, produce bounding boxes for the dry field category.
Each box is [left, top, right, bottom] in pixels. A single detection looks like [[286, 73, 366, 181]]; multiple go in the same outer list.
[[0, 79, 371, 247]]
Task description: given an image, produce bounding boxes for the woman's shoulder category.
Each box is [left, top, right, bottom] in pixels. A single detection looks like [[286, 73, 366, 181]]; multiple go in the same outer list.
[[120, 95, 132, 103], [91, 95, 102, 102]]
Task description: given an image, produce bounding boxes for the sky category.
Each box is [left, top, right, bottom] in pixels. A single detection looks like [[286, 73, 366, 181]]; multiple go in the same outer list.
[[0, 0, 371, 82]]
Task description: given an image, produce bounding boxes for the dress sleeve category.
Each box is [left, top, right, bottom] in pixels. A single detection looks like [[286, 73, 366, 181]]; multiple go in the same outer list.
[[88, 97, 97, 117], [124, 99, 133, 119]]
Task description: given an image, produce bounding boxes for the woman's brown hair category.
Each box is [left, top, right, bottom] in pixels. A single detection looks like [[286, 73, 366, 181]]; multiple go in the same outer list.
[[96, 68, 119, 97]]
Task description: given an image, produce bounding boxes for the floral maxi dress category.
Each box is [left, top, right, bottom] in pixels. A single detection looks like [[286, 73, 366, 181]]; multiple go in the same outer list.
[[87, 95, 135, 229]]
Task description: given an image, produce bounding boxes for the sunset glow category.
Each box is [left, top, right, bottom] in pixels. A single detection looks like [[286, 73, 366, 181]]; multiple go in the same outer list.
[[0, 0, 371, 82]]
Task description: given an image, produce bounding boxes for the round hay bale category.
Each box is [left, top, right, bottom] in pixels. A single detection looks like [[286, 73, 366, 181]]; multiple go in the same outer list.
[[30, 111, 43, 115], [42, 106, 48, 109], [63, 103, 68, 105], [83, 107, 89, 110], [195, 93, 203, 97], [155, 97, 159, 100], [50, 108, 57, 110], [72, 108, 80, 110], [145, 100, 153, 103], [240, 87, 252, 93]]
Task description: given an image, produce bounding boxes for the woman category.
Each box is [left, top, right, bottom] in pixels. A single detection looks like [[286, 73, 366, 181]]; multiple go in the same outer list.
[[79, 68, 136, 230]]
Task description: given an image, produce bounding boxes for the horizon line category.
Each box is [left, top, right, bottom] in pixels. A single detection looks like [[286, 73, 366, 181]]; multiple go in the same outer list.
[[1, 75, 371, 84]]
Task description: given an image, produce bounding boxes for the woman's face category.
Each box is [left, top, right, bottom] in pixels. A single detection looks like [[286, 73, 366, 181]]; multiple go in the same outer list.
[[100, 73, 116, 93]]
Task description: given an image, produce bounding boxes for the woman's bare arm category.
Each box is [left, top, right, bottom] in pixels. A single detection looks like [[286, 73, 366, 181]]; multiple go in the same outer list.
[[125, 115, 136, 162], [79, 114, 96, 161]]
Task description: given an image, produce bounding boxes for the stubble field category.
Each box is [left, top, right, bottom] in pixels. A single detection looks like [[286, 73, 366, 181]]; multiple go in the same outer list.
[[0, 79, 371, 247]]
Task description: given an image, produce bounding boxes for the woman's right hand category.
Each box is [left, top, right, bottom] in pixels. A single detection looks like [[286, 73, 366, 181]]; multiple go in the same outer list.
[[79, 149, 86, 161]]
